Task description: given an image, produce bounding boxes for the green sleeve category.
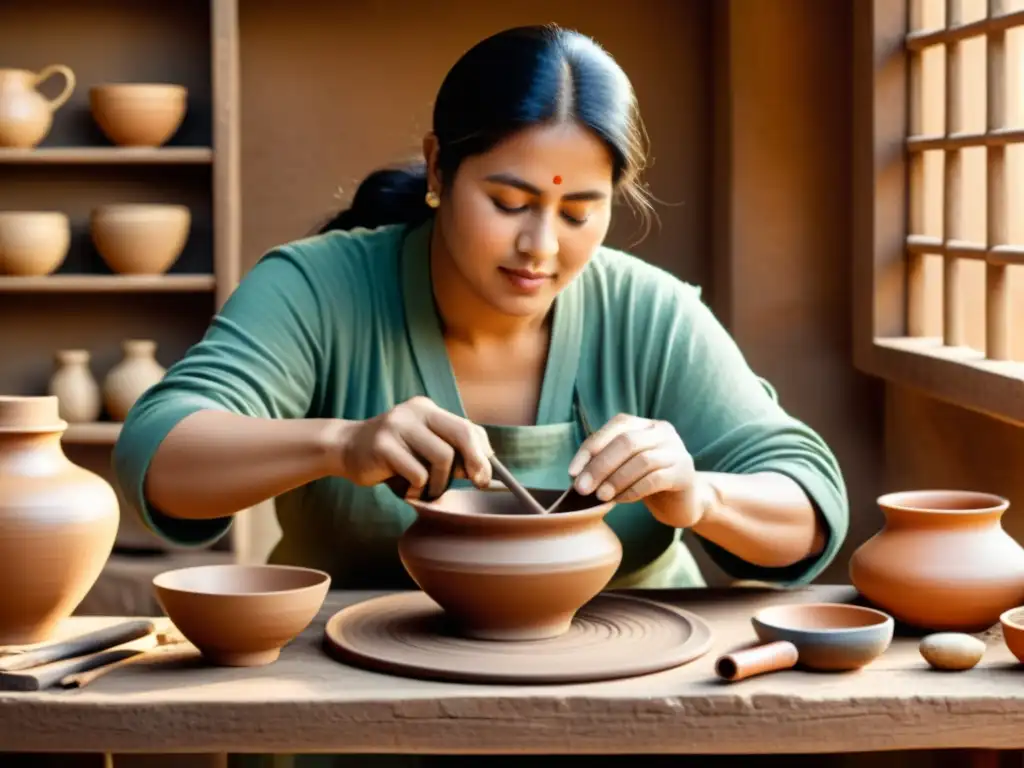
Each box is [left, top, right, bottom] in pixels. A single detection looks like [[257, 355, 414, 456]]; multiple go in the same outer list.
[[112, 245, 329, 548], [648, 282, 849, 586]]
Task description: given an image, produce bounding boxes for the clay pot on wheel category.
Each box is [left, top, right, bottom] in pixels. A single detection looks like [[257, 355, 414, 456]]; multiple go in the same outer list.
[[399, 487, 622, 641], [850, 490, 1024, 632], [0, 396, 119, 645]]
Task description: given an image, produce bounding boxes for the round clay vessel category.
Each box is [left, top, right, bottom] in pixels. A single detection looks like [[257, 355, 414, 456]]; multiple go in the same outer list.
[[90, 203, 190, 275], [0, 66, 75, 148], [89, 83, 187, 147], [850, 490, 1024, 632], [0, 211, 70, 276], [752, 603, 894, 671], [0, 396, 119, 645], [399, 487, 622, 641], [49, 349, 102, 424], [152, 564, 331, 667], [1000, 607, 1024, 664], [102, 339, 166, 422]]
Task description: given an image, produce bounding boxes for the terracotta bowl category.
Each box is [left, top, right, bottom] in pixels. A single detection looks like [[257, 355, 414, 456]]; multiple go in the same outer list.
[[999, 606, 1024, 664], [152, 564, 331, 667], [751, 603, 894, 671], [399, 487, 621, 641], [90, 203, 190, 275], [90, 84, 187, 147], [0, 211, 70, 276]]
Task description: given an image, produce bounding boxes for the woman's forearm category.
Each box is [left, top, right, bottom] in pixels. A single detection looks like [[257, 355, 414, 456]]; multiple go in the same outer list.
[[690, 471, 827, 569], [145, 410, 348, 521]]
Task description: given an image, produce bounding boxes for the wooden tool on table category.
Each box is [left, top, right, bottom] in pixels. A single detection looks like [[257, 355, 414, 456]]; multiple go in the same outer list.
[[715, 640, 800, 682], [0, 621, 188, 691], [0, 619, 155, 672], [59, 627, 189, 689]]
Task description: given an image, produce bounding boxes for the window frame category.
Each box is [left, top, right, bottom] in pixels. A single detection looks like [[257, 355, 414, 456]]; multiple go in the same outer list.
[[852, 0, 1024, 427]]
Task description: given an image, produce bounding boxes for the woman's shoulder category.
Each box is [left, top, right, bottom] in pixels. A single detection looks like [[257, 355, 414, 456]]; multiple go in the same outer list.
[[258, 223, 407, 285], [583, 243, 706, 327]]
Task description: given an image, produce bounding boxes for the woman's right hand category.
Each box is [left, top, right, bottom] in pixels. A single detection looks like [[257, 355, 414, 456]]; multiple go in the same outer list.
[[337, 396, 494, 499]]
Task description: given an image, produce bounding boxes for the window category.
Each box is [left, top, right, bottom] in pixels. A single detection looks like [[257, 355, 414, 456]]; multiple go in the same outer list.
[[853, 0, 1024, 426]]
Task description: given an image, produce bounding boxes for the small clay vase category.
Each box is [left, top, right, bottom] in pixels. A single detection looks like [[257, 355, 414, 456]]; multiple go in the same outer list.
[[850, 490, 1024, 632], [48, 349, 102, 424], [399, 487, 621, 641], [103, 339, 166, 422], [0, 396, 119, 644], [0, 66, 76, 148]]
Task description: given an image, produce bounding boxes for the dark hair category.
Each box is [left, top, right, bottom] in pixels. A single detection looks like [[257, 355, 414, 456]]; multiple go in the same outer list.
[[317, 24, 651, 235]]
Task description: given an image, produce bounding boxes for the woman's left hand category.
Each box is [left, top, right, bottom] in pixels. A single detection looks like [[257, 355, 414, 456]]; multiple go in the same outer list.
[[567, 413, 711, 528]]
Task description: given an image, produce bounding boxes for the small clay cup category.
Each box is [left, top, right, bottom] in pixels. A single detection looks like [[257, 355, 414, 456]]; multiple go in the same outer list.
[[751, 603, 894, 671], [399, 487, 621, 641], [152, 564, 331, 667], [999, 607, 1024, 664]]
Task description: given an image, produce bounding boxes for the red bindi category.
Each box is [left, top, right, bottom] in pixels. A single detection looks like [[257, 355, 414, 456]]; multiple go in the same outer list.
[[552, 175, 563, 185]]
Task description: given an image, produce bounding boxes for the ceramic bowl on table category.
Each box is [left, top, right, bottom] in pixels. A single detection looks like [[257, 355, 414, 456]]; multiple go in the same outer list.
[[399, 487, 621, 641], [1000, 606, 1024, 664], [152, 564, 331, 667], [751, 602, 894, 671]]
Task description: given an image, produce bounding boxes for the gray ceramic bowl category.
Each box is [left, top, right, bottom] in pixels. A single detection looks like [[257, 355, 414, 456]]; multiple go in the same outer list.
[[751, 602, 894, 671]]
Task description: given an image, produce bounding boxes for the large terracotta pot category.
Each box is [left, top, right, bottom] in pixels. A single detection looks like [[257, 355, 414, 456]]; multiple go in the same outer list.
[[399, 487, 621, 641], [0, 396, 119, 644], [850, 490, 1024, 632]]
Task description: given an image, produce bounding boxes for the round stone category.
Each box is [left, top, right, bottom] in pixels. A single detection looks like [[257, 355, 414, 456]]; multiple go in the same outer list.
[[919, 632, 986, 671]]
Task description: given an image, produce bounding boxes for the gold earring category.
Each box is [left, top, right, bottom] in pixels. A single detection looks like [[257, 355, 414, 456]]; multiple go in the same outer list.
[[425, 190, 440, 208]]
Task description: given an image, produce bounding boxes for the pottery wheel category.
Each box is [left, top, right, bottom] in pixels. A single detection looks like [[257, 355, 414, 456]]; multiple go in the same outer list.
[[323, 591, 713, 684]]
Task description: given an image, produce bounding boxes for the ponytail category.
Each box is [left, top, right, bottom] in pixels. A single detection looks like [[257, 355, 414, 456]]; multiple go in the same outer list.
[[316, 161, 433, 234]]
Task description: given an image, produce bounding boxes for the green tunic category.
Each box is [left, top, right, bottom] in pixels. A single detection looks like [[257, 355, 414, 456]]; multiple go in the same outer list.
[[113, 218, 848, 589]]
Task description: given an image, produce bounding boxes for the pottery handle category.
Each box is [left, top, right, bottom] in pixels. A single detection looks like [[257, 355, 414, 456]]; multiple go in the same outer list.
[[384, 455, 466, 502], [715, 640, 799, 682], [33, 64, 76, 111]]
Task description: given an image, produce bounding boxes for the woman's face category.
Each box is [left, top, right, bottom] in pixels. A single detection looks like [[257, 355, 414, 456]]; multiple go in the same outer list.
[[428, 121, 615, 318]]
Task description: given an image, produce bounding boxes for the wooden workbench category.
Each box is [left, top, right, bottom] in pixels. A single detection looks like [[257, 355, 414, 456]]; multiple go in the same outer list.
[[0, 585, 1022, 758]]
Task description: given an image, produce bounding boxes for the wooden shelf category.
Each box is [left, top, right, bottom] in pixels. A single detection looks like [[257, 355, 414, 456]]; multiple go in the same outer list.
[[0, 147, 213, 165], [0, 275, 216, 293], [1, 0, 242, 560], [63, 422, 122, 444]]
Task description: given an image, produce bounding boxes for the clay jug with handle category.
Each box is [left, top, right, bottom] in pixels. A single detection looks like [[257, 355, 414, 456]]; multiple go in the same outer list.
[[0, 65, 76, 148]]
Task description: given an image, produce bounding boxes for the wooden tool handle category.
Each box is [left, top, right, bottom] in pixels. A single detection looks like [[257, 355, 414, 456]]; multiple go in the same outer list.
[[0, 619, 156, 672], [60, 628, 188, 688], [715, 640, 799, 682], [0, 647, 143, 691]]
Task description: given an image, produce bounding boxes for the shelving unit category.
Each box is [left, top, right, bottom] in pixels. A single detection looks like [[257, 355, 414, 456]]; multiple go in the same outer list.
[[0, 0, 242, 603]]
